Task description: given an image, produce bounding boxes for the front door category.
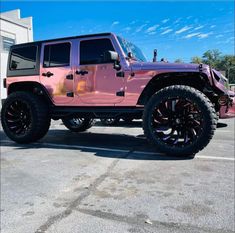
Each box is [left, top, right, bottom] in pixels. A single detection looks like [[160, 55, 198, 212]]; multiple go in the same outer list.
[[75, 38, 124, 105], [40, 41, 74, 104]]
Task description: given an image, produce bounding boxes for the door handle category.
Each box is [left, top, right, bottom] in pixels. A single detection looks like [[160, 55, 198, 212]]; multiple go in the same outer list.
[[76, 70, 88, 76], [42, 71, 54, 77]]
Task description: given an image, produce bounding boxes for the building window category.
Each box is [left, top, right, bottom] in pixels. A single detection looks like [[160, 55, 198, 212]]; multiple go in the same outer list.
[[80, 39, 115, 65], [43, 43, 71, 67], [10, 45, 37, 70], [1, 36, 15, 51]]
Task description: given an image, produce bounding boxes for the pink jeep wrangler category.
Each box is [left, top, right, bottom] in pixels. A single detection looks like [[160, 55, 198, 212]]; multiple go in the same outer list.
[[1, 33, 234, 156]]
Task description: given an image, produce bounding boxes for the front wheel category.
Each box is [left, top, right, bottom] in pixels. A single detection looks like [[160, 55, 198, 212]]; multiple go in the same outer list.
[[143, 85, 217, 156], [1, 92, 51, 143], [62, 117, 94, 132]]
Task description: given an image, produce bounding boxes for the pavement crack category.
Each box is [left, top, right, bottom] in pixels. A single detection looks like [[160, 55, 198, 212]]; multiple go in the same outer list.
[[34, 158, 120, 233], [76, 208, 234, 233]]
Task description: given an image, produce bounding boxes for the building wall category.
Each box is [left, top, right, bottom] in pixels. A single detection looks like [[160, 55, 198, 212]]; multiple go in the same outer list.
[[0, 9, 33, 103]]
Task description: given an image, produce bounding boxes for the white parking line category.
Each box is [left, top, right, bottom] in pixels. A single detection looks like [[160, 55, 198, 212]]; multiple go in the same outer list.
[[133, 150, 235, 161], [216, 130, 232, 133], [1, 140, 234, 161], [196, 155, 235, 161]]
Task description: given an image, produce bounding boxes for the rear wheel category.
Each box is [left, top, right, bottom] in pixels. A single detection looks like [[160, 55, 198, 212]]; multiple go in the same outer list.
[[1, 92, 50, 143], [62, 117, 94, 132], [143, 85, 217, 156]]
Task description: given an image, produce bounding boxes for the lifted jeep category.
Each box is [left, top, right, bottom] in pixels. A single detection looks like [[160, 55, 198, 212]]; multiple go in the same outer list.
[[1, 32, 234, 156]]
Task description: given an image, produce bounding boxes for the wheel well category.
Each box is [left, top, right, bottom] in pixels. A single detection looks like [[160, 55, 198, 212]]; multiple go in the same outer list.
[[137, 72, 214, 105], [8, 81, 53, 105]]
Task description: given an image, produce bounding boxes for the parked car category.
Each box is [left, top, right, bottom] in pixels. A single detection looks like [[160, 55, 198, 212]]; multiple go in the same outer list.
[[1, 32, 234, 156]]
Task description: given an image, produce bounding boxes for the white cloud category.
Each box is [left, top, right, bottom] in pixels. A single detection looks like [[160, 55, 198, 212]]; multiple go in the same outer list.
[[184, 32, 200, 39], [160, 26, 170, 30], [162, 18, 169, 24], [111, 21, 119, 26], [175, 26, 192, 34], [161, 29, 173, 35], [210, 25, 216, 28], [136, 24, 148, 33], [215, 34, 223, 38], [174, 18, 181, 24], [194, 25, 204, 30], [145, 24, 159, 33], [123, 27, 131, 32], [216, 37, 234, 44], [225, 37, 234, 43], [148, 31, 157, 35], [198, 34, 208, 39], [197, 32, 213, 39]]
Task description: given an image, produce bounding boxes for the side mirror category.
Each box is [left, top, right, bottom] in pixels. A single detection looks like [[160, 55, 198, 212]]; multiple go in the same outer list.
[[103, 51, 119, 62], [103, 51, 121, 71]]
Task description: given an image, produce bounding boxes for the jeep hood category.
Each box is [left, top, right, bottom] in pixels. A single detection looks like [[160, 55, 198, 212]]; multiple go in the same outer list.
[[131, 62, 202, 72]]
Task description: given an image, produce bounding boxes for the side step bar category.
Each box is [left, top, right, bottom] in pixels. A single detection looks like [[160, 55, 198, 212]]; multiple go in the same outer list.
[[51, 106, 144, 119]]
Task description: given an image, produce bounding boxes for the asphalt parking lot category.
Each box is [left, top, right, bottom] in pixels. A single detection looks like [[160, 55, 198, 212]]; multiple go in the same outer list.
[[1, 118, 234, 233]]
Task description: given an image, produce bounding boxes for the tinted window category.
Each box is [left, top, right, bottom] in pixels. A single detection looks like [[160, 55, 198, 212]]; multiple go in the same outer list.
[[10, 46, 37, 70], [80, 39, 115, 65], [43, 43, 70, 67]]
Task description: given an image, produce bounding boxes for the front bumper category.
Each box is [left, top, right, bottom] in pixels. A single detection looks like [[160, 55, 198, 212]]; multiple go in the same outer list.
[[219, 95, 235, 119]]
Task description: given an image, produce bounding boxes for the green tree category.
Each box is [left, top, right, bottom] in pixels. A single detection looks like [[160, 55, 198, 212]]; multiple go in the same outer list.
[[202, 49, 221, 67], [216, 55, 235, 84], [191, 56, 202, 64]]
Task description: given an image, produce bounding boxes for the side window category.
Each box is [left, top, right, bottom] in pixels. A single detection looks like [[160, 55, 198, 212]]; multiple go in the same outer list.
[[43, 43, 71, 67], [80, 39, 115, 65], [10, 46, 37, 70]]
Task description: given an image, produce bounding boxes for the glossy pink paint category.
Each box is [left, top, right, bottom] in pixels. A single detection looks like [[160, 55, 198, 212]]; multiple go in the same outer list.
[[5, 33, 235, 116]]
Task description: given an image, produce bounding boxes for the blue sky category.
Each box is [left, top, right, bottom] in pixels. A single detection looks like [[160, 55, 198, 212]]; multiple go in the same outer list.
[[1, 1, 234, 62]]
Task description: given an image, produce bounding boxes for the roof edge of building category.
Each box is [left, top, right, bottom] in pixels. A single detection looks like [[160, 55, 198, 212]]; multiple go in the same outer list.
[[0, 9, 32, 29]]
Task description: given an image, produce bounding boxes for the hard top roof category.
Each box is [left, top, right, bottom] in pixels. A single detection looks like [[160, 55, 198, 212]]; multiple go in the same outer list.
[[11, 32, 113, 48]]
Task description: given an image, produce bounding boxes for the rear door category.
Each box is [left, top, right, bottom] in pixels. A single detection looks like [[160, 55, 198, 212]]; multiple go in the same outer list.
[[40, 41, 74, 104]]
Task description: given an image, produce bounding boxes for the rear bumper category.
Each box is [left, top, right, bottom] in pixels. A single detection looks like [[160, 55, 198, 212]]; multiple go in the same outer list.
[[219, 96, 235, 118]]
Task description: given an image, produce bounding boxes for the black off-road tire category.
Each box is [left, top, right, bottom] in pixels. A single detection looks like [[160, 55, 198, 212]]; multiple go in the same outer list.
[[100, 118, 120, 126], [62, 117, 94, 132], [143, 85, 217, 156], [215, 111, 219, 125], [1, 91, 51, 143]]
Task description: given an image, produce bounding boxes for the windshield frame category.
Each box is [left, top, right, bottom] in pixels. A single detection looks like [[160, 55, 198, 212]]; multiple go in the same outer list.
[[117, 36, 147, 62]]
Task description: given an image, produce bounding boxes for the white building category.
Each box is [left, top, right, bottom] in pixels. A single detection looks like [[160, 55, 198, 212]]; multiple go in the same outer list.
[[0, 9, 33, 103]]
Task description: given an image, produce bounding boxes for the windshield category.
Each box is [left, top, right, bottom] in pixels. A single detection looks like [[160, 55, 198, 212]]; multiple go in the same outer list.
[[117, 36, 147, 62]]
